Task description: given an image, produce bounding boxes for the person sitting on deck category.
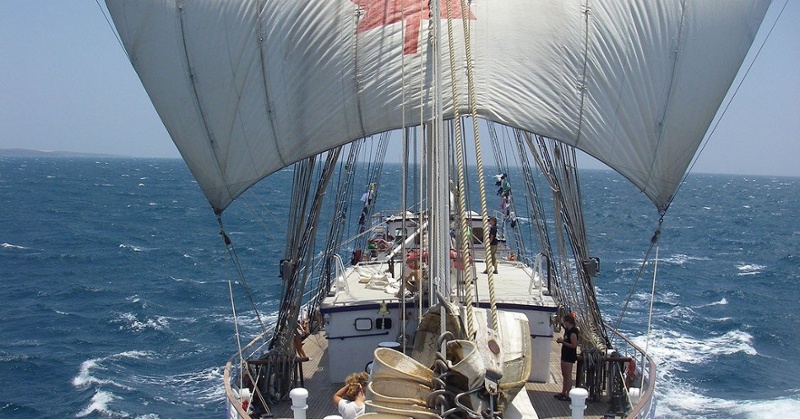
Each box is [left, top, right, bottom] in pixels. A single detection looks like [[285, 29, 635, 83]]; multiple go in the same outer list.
[[332, 371, 368, 419]]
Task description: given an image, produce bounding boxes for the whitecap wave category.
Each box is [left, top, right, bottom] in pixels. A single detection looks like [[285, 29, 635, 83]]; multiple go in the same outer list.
[[736, 264, 765, 276], [710, 316, 733, 322], [161, 366, 226, 404], [119, 243, 145, 252], [168, 275, 207, 284], [629, 328, 767, 417], [1, 242, 29, 250], [76, 390, 118, 418], [632, 328, 757, 367], [662, 306, 699, 323], [72, 358, 103, 388], [702, 297, 728, 307], [0, 352, 31, 362], [72, 351, 154, 389], [660, 253, 711, 266], [729, 396, 800, 418], [656, 384, 800, 418], [72, 358, 133, 390], [116, 312, 170, 332]]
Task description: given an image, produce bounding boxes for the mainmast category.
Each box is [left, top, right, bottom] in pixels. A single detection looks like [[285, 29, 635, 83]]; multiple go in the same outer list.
[[428, 0, 451, 300]]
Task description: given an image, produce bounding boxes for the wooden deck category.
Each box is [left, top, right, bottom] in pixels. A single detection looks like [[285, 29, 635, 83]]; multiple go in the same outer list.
[[267, 332, 615, 418]]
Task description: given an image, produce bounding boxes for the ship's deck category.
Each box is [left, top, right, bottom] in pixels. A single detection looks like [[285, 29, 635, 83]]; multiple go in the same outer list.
[[268, 331, 613, 419], [324, 257, 552, 307]]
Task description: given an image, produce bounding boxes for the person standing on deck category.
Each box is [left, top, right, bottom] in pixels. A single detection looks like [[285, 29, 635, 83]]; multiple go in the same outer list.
[[482, 217, 498, 274], [555, 314, 579, 401], [294, 318, 310, 361]]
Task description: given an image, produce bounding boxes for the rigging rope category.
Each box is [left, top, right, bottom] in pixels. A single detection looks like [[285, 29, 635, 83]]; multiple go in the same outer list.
[[613, 216, 663, 332], [217, 217, 267, 333], [227, 275, 245, 390], [525, 136, 607, 350], [643, 245, 659, 372], [444, 0, 476, 338], [458, 0, 499, 331]]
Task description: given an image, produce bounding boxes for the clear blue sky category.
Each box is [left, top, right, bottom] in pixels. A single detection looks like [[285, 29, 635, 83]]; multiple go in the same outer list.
[[1, 1, 798, 176]]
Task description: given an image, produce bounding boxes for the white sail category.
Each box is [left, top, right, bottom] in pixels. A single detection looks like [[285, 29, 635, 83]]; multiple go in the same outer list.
[[105, 0, 770, 212]]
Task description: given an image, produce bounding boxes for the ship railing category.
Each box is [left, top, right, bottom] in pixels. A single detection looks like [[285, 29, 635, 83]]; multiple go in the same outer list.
[[224, 326, 274, 419], [330, 253, 353, 299], [606, 325, 658, 419], [224, 283, 321, 419], [525, 253, 545, 293]]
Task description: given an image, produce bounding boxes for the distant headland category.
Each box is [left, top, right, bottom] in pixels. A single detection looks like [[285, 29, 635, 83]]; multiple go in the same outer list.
[[0, 149, 128, 158]]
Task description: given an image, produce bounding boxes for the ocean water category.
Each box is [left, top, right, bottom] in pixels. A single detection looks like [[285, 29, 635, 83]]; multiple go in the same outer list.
[[1, 157, 799, 418]]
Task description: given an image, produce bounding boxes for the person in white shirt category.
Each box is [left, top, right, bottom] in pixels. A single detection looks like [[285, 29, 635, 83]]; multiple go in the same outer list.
[[332, 371, 368, 419]]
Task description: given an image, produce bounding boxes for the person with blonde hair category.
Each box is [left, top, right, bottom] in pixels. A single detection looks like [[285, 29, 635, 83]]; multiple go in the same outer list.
[[332, 371, 368, 419]]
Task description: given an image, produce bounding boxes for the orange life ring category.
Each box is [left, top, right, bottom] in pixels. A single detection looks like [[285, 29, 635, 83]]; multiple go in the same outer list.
[[450, 250, 473, 270]]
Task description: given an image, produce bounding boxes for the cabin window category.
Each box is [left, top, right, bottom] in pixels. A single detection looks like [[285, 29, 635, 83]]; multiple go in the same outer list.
[[354, 318, 372, 331], [375, 318, 392, 330]]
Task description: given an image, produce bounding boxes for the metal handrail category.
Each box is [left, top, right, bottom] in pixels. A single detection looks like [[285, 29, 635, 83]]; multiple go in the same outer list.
[[224, 327, 274, 419], [605, 324, 658, 419], [224, 279, 324, 418]]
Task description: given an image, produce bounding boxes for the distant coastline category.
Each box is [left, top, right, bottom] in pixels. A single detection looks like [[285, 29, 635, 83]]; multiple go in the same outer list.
[[0, 149, 171, 159]]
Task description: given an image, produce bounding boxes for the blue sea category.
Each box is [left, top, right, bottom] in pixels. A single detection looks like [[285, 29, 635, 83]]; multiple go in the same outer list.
[[2, 157, 799, 418]]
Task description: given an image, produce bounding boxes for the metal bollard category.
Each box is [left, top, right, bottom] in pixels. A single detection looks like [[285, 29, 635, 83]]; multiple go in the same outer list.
[[290, 387, 309, 419], [569, 387, 589, 419]]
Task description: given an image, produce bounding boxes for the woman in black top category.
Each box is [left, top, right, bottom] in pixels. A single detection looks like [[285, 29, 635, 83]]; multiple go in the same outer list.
[[555, 314, 579, 401]]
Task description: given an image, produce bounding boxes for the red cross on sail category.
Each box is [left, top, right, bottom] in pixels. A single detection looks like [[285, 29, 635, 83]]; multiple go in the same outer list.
[[353, 0, 477, 54]]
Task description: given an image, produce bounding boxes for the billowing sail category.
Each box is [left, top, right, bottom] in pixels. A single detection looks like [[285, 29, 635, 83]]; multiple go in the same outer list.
[[105, 0, 770, 212]]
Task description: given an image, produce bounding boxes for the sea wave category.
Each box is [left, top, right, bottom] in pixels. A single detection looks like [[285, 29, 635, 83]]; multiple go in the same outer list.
[[631, 328, 764, 418], [729, 396, 800, 418], [138, 366, 226, 405], [72, 352, 147, 390], [698, 297, 728, 307], [119, 243, 153, 252], [660, 253, 712, 265], [75, 390, 119, 418], [115, 312, 170, 333], [5, 159, 800, 418], [636, 329, 757, 366], [657, 385, 800, 419], [736, 263, 766, 276]]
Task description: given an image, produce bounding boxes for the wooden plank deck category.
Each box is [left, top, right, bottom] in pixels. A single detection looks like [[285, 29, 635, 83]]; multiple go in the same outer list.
[[268, 332, 614, 418]]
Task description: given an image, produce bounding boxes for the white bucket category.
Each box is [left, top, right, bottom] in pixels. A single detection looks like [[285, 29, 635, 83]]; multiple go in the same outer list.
[[370, 348, 434, 386]]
